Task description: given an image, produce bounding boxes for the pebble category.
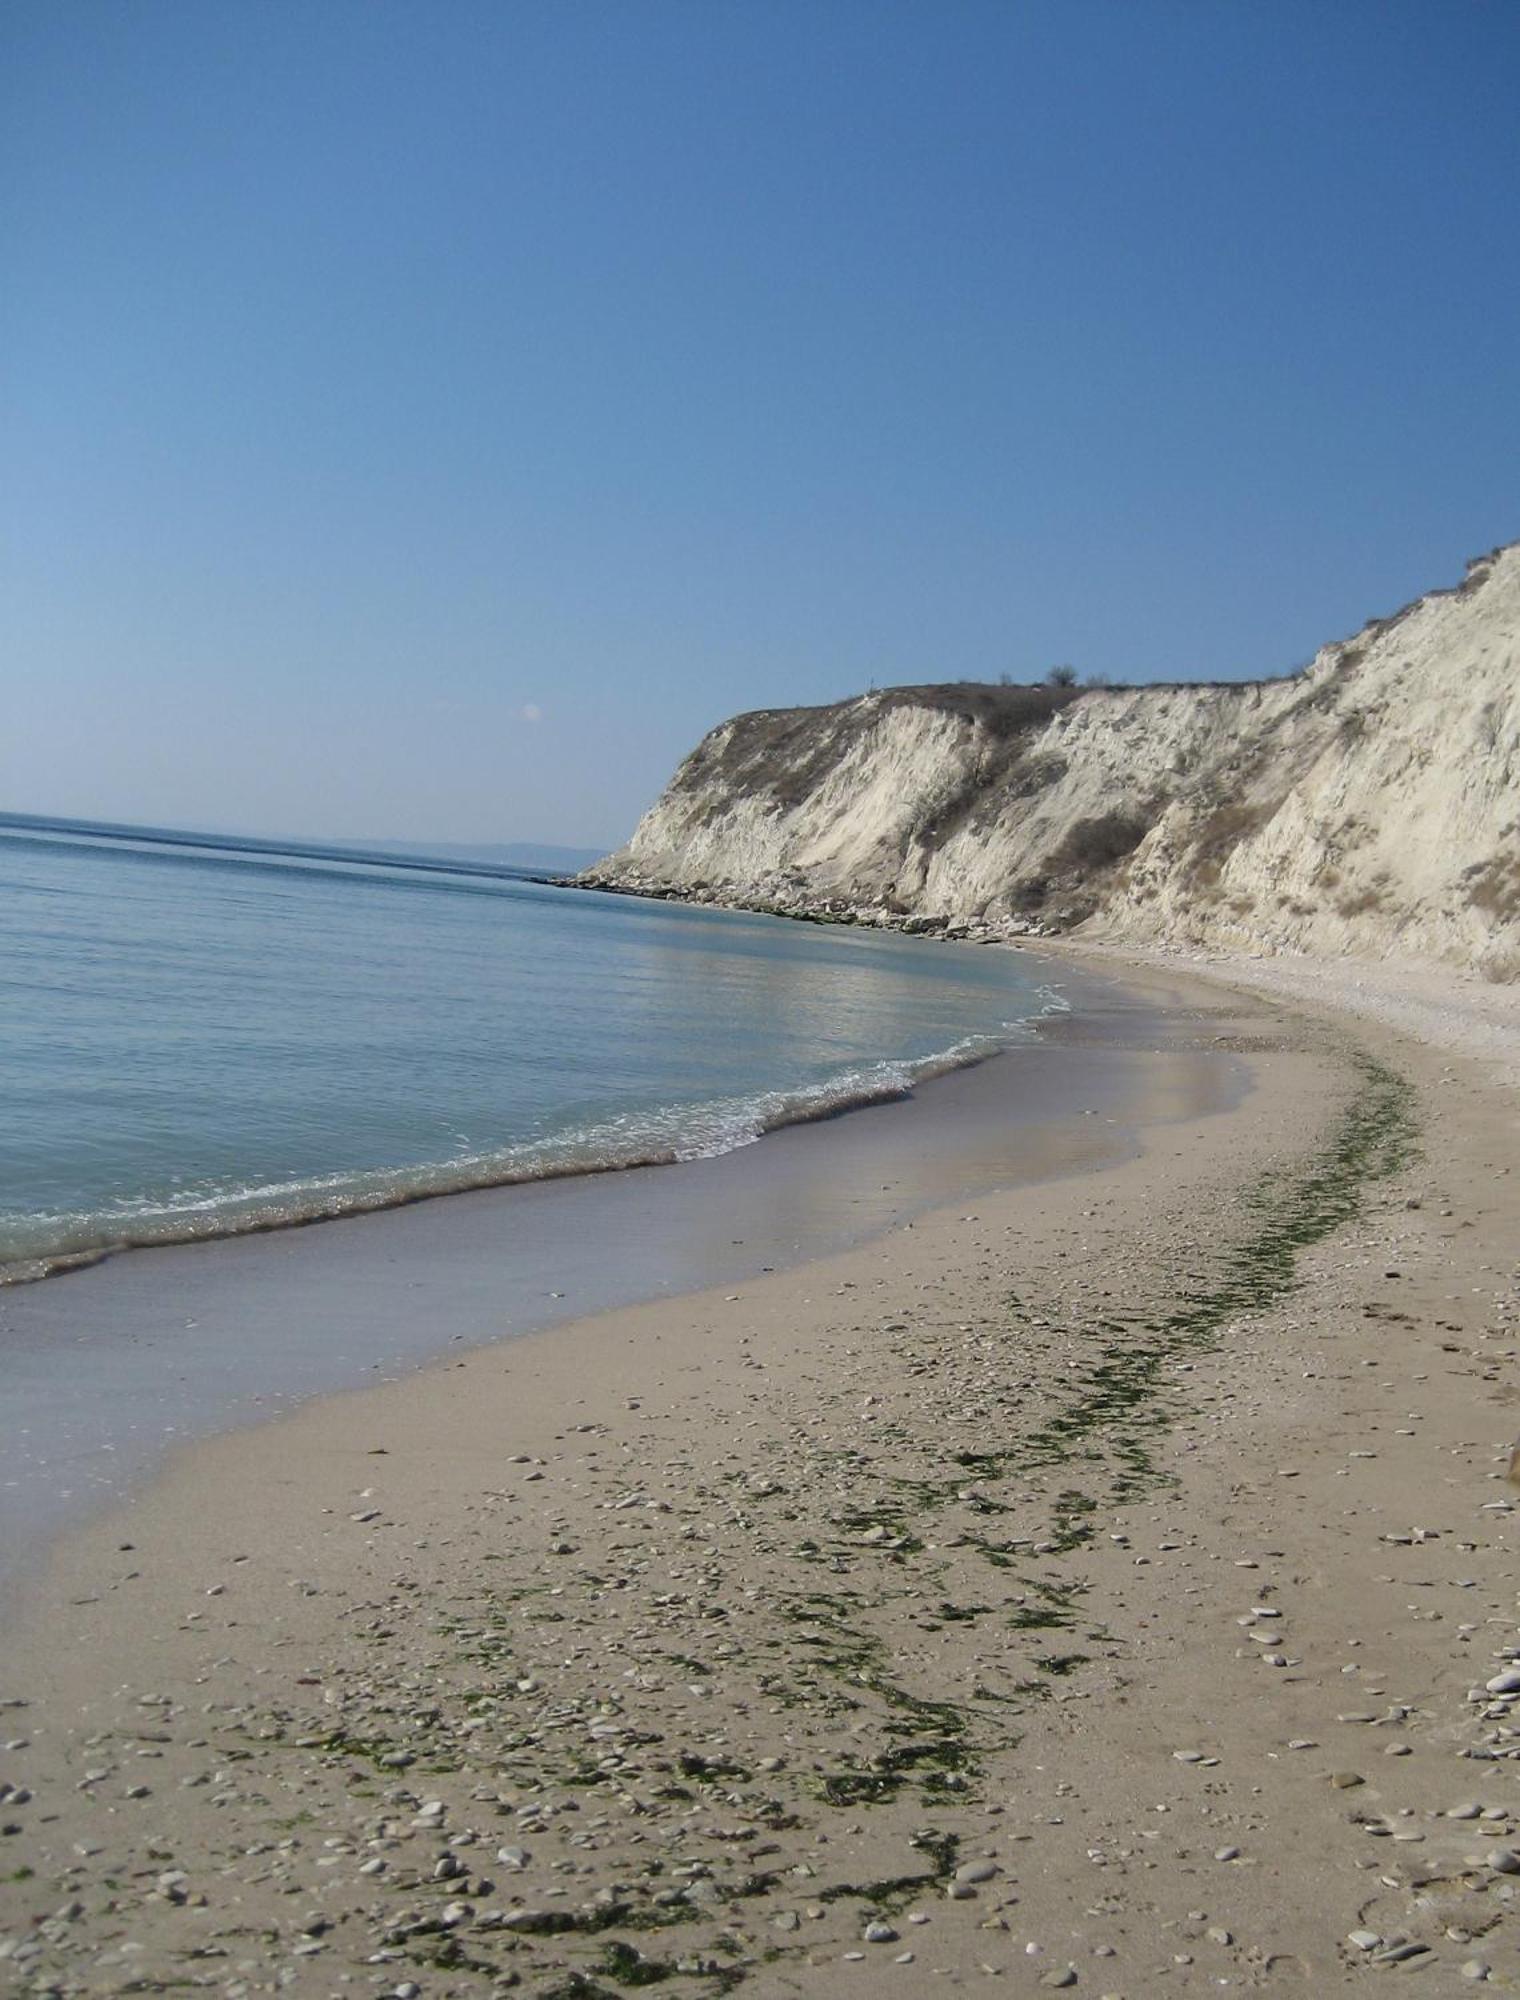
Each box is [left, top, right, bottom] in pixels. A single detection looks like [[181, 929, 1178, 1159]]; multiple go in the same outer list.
[[864, 1920, 898, 1943], [1487, 1848, 1520, 1874]]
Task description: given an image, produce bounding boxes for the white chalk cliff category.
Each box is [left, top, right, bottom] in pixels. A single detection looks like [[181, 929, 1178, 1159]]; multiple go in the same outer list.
[[588, 543, 1520, 978]]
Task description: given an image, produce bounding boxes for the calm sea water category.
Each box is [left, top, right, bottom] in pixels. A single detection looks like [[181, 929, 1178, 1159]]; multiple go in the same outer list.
[[0, 817, 1059, 1282]]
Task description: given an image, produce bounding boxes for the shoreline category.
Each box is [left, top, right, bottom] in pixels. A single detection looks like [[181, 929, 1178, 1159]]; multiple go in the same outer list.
[[0, 953, 1240, 1600], [0, 848, 1066, 1298], [0, 982, 1063, 1293], [3, 959, 1518, 1994]]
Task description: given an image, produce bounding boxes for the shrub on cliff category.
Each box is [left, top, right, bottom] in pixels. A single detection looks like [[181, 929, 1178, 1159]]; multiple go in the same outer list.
[[1048, 810, 1152, 872]]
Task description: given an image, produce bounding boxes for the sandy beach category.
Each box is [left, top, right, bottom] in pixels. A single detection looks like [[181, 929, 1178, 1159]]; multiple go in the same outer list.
[[2, 954, 1518, 1998]]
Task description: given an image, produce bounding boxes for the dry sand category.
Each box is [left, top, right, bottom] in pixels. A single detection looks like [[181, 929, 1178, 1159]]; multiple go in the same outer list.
[[2, 958, 1518, 1998]]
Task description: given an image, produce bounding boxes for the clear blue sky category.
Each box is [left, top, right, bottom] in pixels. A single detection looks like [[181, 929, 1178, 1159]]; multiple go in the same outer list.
[[5, 1, 1517, 849]]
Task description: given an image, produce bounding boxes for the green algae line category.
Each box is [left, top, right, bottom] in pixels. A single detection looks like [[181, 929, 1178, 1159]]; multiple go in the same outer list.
[[1012, 1047, 1417, 1501]]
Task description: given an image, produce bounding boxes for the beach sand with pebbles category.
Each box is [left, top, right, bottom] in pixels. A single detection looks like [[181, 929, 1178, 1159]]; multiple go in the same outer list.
[[1, 954, 1518, 1998]]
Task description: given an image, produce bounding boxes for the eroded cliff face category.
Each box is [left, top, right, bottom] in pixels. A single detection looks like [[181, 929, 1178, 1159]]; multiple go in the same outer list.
[[588, 543, 1520, 977]]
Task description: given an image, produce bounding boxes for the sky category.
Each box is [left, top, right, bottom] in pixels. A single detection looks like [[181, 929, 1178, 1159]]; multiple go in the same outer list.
[[4, 2, 1518, 850]]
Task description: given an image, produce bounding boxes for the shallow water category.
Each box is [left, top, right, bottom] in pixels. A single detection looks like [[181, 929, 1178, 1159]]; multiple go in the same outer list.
[[0, 816, 1058, 1280]]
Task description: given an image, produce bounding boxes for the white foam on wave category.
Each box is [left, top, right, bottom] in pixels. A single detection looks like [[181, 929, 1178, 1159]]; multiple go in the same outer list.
[[0, 999, 1066, 1284]]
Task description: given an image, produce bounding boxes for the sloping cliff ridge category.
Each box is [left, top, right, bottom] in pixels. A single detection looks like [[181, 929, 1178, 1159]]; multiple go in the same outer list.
[[587, 543, 1520, 977]]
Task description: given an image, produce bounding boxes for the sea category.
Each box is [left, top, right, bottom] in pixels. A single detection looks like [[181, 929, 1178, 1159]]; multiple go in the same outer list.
[[0, 813, 1061, 1286]]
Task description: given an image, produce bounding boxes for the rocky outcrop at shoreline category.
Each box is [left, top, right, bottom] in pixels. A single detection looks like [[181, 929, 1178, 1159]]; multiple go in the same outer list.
[[570, 870, 1050, 944], [585, 541, 1520, 977]]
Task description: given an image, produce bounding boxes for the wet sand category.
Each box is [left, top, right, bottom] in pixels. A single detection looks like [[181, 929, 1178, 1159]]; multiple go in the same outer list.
[[2, 955, 1518, 1996]]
